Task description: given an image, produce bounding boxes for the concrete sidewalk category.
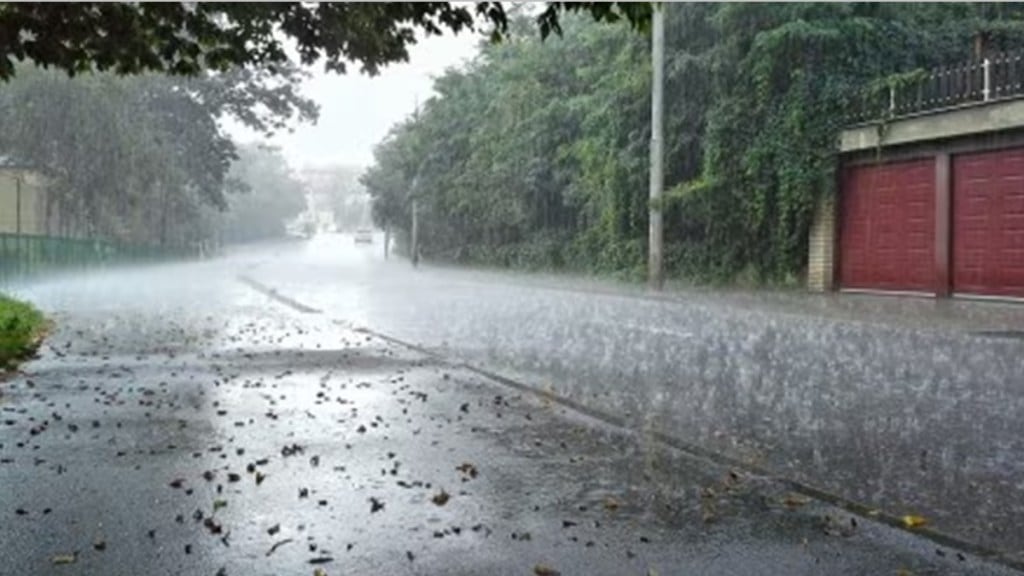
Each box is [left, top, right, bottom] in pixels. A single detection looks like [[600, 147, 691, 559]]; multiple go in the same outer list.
[[418, 261, 1024, 335]]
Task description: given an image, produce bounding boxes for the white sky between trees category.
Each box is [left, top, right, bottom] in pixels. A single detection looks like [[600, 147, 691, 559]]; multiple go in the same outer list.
[[221, 29, 482, 172]]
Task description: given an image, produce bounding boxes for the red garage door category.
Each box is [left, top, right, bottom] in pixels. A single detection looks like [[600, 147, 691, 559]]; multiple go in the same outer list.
[[953, 148, 1024, 298], [840, 159, 935, 292]]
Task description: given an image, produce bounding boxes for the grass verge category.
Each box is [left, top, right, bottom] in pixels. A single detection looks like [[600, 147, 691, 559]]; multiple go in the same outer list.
[[0, 294, 47, 372]]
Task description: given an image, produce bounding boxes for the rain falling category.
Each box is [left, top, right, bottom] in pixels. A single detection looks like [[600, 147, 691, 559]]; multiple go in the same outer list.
[[2, 3, 1024, 575]]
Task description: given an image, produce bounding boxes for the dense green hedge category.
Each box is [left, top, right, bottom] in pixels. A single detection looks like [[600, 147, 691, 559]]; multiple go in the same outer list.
[[0, 294, 45, 370]]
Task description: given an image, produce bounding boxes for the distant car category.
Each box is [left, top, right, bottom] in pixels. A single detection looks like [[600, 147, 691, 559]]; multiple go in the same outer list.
[[354, 229, 373, 244]]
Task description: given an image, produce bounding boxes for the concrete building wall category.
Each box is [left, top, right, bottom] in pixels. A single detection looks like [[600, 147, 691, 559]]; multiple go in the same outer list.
[[0, 169, 48, 235], [806, 194, 836, 292], [840, 98, 1024, 152], [814, 96, 1024, 295]]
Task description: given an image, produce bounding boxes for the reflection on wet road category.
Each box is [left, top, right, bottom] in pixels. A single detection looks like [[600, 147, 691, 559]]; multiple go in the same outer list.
[[0, 236, 1021, 574]]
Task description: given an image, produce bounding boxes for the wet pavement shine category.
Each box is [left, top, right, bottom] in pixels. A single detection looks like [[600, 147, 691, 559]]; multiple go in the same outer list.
[[0, 238, 1021, 575], [242, 234, 1024, 561]]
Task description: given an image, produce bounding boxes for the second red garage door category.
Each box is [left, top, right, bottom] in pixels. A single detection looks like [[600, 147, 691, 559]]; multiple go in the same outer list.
[[953, 148, 1024, 299], [840, 159, 936, 292]]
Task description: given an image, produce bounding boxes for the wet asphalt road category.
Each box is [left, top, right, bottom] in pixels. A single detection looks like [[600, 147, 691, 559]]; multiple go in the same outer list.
[[0, 238, 1022, 574], [239, 234, 1024, 560]]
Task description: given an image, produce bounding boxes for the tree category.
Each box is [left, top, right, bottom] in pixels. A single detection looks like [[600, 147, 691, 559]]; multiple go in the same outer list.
[[363, 11, 658, 270], [362, 120, 422, 244], [0, 3, 653, 80], [0, 62, 317, 246], [364, 3, 1024, 281], [301, 165, 369, 233], [219, 144, 308, 244]]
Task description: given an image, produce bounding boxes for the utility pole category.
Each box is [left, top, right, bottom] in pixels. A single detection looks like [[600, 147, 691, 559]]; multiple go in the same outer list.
[[15, 175, 22, 235], [648, 3, 665, 290], [410, 95, 422, 268], [410, 194, 419, 267]]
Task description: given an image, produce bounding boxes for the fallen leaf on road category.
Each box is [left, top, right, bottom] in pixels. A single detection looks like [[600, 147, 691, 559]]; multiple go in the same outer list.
[[369, 497, 385, 513], [902, 515, 927, 529], [782, 495, 810, 508], [456, 462, 478, 479], [534, 564, 561, 576], [603, 497, 620, 511], [256, 471, 267, 485], [203, 517, 223, 535], [213, 499, 228, 512], [52, 553, 76, 565], [266, 538, 293, 557], [314, 569, 327, 576], [702, 507, 716, 524], [282, 443, 304, 457], [432, 489, 450, 506]]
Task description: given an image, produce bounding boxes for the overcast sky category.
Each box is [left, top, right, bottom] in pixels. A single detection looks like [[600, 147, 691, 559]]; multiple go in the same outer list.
[[222, 30, 482, 172]]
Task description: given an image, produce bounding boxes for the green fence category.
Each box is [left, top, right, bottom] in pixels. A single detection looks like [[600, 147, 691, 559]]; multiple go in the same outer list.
[[0, 233, 197, 284]]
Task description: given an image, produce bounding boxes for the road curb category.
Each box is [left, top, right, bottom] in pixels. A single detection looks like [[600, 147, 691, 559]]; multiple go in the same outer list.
[[237, 275, 322, 314]]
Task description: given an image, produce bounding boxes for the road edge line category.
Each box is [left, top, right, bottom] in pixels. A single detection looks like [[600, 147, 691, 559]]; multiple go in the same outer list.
[[238, 275, 322, 314]]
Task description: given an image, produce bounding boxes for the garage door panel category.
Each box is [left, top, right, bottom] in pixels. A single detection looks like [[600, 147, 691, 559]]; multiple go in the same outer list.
[[953, 148, 1024, 298], [840, 159, 936, 292]]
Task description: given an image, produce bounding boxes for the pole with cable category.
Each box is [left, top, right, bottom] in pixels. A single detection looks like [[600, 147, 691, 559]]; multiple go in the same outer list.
[[648, 3, 665, 290]]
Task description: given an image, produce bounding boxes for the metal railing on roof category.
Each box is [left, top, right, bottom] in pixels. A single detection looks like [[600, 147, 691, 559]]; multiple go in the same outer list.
[[848, 52, 1024, 125]]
